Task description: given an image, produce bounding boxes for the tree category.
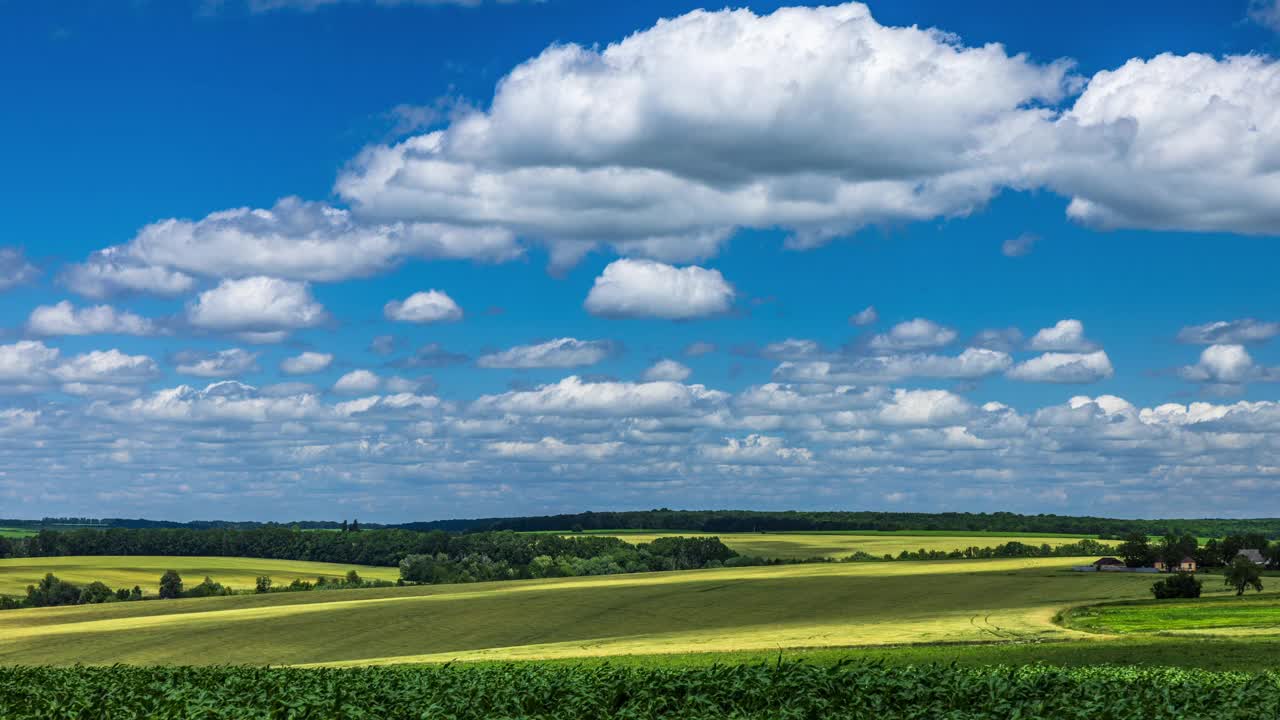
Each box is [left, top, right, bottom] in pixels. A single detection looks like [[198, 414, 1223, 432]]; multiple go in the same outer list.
[[78, 581, 115, 604], [570, 524, 585, 534], [350, 518, 361, 533], [345, 570, 362, 586], [1151, 572, 1201, 599], [255, 576, 273, 594], [130, 585, 143, 600], [1224, 556, 1264, 596], [1117, 532, 1155, 568], [1157, 533, 1197, 567], [158, 570, 183, 599], [341, 520, 349, 533]]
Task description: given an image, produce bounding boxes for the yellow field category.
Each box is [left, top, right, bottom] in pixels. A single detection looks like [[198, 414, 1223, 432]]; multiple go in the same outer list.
[[0, 556, 400, 596], [595, 532, 1112, 560], [0, 558, 1171, 666]]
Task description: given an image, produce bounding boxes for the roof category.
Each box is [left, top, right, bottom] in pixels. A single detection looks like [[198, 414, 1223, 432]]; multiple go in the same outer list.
[[1180, 556, 1196, 563], [1093, 557, 1124, 565], [1238, 549, 1266, 563]]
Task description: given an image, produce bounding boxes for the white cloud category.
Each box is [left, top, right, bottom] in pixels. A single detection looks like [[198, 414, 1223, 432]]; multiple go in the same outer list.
[[384, 290, 463, 323], [849, 306, 878, 326], [1048, 53, 1280, 236], [0, 341, 60, 384], [62, 247, 196, 299], [1027, 319, 1098, 352], [175, 348, 259, 378], [1179, 344, 1280, 387], [1177, 319, 1280, 345], [584, 259, 734, 320], [1007, 350, 1114, 383], [336, 4, 1073, 263], [0, 248, 38, 291], [69, 198, 519, 294], [27, 301, 157, 337], [642, 359, 691, 382], [472, 375, 727, 417], [52, 350, 159, 385], [334, 369, 381, 394], [877, 389, 972, 427], [700, 434, 812, 464], [775, 348, 1011, 384], [187, 276, 326, 334], [476, 338, 612, 369], [280, 352, 334, 375], [489, 437, 621, 462], [869, 318, 957, 352]]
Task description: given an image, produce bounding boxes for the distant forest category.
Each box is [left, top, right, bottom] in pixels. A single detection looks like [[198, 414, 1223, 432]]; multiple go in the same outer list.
[[7, 510, 1280, 539]]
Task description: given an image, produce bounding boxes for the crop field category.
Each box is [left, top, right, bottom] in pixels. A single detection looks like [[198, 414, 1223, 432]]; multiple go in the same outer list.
[[0, 556, 399, 596], [0, 527, 35, 538], [0, 557, 1177, 666], [588, 531, 1114, 559], [3, 663, 1277, 720], [1065, 594, 1280, 636]]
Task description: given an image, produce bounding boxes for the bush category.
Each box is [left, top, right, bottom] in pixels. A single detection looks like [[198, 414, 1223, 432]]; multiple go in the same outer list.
[[158, 570, 183, 599], [1152, 572, 1202, 599]]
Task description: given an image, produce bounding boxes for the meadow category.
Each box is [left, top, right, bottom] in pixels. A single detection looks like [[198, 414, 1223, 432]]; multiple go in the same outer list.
[[587, 530, 1115, 559], [1065, 594, 1280, 636], [0, 527, 35, 539], [0, 557, 1175, 666], [0, 556, 399, 596]]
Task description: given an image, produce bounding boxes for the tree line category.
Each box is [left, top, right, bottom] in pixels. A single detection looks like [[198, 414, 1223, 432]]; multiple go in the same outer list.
[[8, 510, 1280, 537], [394, 510, 1280, 538]]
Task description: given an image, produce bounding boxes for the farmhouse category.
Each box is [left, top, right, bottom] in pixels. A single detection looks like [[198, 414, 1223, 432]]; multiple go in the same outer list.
[[1093, 557, 1124, 568], [1237, 549, 1266, 565]]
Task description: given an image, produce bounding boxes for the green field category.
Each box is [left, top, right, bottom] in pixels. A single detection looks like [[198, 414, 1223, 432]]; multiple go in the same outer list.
[[1065, 594, 1280, 636], [0, 528, 36, 539], [588, 531, 1113, 560], [0, 556, 400, 597], [0, 557, 1190, 666]]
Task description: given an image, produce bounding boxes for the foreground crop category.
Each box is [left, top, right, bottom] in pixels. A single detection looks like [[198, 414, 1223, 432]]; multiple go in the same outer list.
[[1, 662, 1277, 720]]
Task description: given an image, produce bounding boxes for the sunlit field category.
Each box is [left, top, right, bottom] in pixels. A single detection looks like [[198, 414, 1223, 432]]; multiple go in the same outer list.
[[582, 531, 1115, 560], [0, 556, 399, 596], [0, 557, 1164, 667]]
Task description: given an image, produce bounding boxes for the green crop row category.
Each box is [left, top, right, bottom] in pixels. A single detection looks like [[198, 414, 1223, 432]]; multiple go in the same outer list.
[[1, 661, 1277, 719]]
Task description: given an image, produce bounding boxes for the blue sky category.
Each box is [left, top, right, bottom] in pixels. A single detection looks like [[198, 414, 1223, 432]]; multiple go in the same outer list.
[[3, 0, 1280, 521]]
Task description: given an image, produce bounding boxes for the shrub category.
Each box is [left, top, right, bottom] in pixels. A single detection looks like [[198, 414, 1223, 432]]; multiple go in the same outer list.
[[1152, 572, 1202, 599]]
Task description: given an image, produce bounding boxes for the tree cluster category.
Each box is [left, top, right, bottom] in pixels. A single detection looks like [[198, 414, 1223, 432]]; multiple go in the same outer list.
[[399, 535, 740, 584], [0, 573, 144, 610]]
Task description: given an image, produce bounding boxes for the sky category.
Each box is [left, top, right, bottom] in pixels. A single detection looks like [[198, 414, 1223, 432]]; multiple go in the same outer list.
[[3, 0, 1280, 522]]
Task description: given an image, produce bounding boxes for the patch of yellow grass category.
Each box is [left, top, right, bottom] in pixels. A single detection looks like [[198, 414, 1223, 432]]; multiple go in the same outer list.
[[596, 532, 1111, 559], [0, 556, 399, 596]]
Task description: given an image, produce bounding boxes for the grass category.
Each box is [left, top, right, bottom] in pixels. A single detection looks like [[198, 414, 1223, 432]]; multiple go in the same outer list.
[[1063, 592, 1280, 636], [0, 528, 36, 539], [585, 531, 1113, 560], [0, 556, 400, 597], [0, 557, 1172, 666]]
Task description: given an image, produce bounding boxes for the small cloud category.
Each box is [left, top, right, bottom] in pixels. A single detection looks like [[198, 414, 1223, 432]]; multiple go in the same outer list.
[[642, 359, 691, 382], [684, 341, 716, 357], [389, 343, 469, 369], [1177, 319, 1280, 345], [384, 290, 463, 324], [849, 306, 878, 326], [1002, 233, 1038, 257], [333, 369, 380, 394]]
